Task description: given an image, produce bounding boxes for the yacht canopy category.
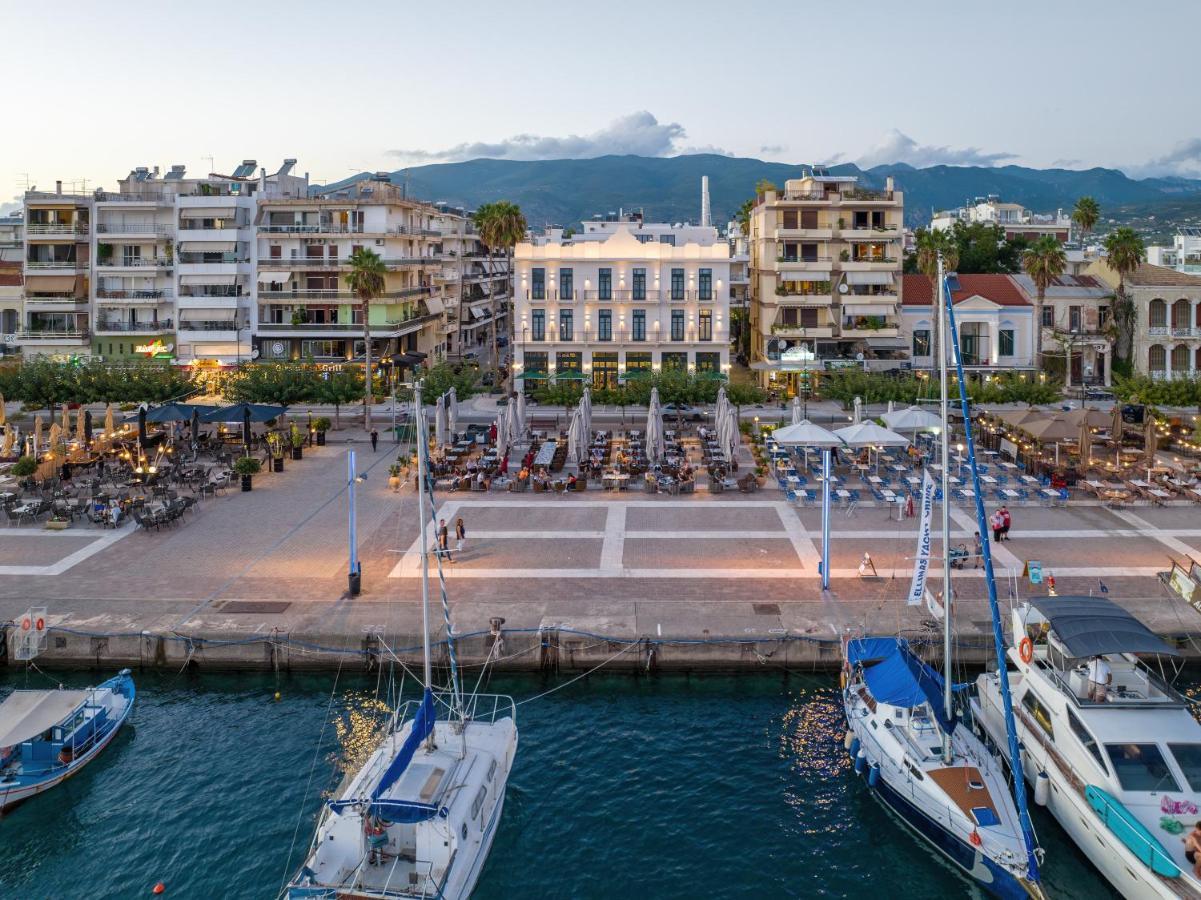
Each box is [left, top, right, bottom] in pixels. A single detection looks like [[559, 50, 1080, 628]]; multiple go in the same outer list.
[[0, 689, 90, 747], [847, 638, 952, 732], [1030, 596, 1180, 657]]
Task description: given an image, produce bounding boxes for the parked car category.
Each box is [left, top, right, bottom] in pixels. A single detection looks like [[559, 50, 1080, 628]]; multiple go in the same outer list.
[[662, 403, 705, 421]]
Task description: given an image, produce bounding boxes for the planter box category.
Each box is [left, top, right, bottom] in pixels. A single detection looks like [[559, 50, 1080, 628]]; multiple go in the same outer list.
[[315, 431, 327, 446], [272, 457, 284, 473], [291, 447, 303, 460], [44, 520, 70, 531], [240, 475, 253, 492]]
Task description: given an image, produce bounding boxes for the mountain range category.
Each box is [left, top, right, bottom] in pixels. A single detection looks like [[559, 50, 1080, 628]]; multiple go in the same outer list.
[[322, 154, 1201, 231]]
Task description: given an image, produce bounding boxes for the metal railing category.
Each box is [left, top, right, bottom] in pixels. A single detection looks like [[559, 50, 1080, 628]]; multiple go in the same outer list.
[[257, 223, 445, 236], [520, 328, 712, 345], [23, 295, 87, 304], [178, 220, 244, 230], [25, 224, 89, 236], [96, 257, 172, 268], [25, 259, 84, 269], [177, 253, 245, 265], [96, 224, 172, 235], [178, 320, 245, 332], [17, 329, 89, 339], [777, 256, 832, 263], [96, 289, 172, 300], [95, 320, 173, 333]]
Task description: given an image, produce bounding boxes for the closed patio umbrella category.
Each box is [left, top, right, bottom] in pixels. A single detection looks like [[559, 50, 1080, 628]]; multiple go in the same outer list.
[[495, 412, 508, 461], [75, 407, 86, 444], [1144, 416, 1158, 462], [581, 386, 593, 440], [716, 385, 728, 424], [726, 407, 740, 462], [791, 395, 802, 425], [0, 429, 13, 457], [190, 407, 200, 449], [242, 406, 252, 447], [84, 409, 93, 445], [646, 388, 664, 463], [447, 388, 458, 439], [566, 409, 581, 465], [0, 394, 6, 427], [33, 415, 43, 453], [852, 396, 863, 424], [434, 395, 447, 448], [61, 405, 70, 432], [104, 404, 114, 436], [516, 392, 527, 441], [48, 423, 62, 452], [1079, 415, 1092, 466], [1111, 401, 1123, 446], [138, 406, 148, 448]]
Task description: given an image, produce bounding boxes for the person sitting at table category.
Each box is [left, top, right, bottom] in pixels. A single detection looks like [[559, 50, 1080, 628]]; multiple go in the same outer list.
[[566, 472, 578, 490], [499, 456, 509, 476]]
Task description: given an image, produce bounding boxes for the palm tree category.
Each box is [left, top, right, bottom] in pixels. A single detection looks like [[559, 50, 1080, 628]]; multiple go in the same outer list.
[[474, 201, 527, 384], [345, 247, 387, 430], [1022, 236, 1067, 369], [1102, 227, 1146, 365], [914, 227, 959, 370], [1071, 196, 1099, 250]]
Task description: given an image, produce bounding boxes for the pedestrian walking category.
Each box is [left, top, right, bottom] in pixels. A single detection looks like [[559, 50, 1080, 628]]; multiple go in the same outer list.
[[973, 531, 983, 569], [990, 510, 1003, 544], [370, 429, 379, 452], [999, 505, 1011, 541], [455, 516, 466, 553], [438, 518, 453, 563]]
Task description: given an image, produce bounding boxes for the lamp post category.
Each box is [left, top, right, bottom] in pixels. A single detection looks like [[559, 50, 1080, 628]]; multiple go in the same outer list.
[[347, 449, 362, 596]]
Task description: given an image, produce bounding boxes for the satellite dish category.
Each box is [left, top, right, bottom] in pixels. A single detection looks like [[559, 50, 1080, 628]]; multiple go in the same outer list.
[[838, 282, 849, 294], [855, 352, 865, 361]]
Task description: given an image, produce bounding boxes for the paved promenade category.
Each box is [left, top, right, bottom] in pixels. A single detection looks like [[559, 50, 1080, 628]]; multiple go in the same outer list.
[[1, 430, 1198, 670]]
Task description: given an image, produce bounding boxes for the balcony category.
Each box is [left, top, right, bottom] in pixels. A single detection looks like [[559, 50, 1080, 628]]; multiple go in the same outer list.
[[95, 319, 173, 334], [96, 289, 173, 302], [522, 328, 716, 346], [96, 257, 173, 270], [572, 289, 667, 303], [25, 259, 85, 271], [17, 329, 89, 343], [775, 227, 833, 241], [774, 291, 833, 306], [264, 256, 440, 269], [257, 224, 445, 237], [776, 256, 833, 271], [841, 257, 898, 271], [94, 192, 174, 205], [770, 324, 835, 339], [23, 295, 89, 309], [838, 224, 900, 240], [840, 324, 900, 339], [1171, 326, 1200, 338], [25, 224, 89, 237], [95, 224, 172, 236]]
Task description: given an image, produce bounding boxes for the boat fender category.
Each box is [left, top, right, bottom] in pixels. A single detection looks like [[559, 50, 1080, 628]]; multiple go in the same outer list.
[[849, 737, 860, 762], [1034, 771, 1050, 807], [868, 764, 880, 787], [843, 731, 854, 751], [969, 829, 982, 848], [1018, 637, 1034, 664], [153, 883, 166, 895], [854, 748, 866, 776], [58, 748, 73, 765], [839, 670, 847, 690]]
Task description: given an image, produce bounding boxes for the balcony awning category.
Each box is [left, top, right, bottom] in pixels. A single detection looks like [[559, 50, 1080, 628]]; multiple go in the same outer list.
[[258, 271, 293, 283], [844, 271, 894, 286], [178, 241, 236, 253], [180, 308, 237, 321], [425, 295, 445, 315], [866, 337, 907, 348], [180, 207, 236, 219], [24, 275, 78, 292], [779, 272, 829, 283], [180, 274, 237, 286], [843, 304, 891, 316]]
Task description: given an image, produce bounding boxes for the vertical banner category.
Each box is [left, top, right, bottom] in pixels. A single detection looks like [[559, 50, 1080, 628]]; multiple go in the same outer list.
[[906, 469, 937, 605]]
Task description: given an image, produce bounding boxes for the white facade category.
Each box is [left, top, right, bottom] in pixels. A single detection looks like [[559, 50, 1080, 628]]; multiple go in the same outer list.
[[513, 224, 731, 388], [1146, 228, 1201, 276], [931, 196, 1071, 243], [900, 276, 1036, 372]]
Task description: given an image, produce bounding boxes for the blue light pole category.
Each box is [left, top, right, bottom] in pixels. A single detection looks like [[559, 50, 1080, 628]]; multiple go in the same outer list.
[[347, 449, 362, 596], [821, 447, 831, 590]]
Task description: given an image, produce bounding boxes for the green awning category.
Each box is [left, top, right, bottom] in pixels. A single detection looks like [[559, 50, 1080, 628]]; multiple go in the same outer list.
[[553, 371, 588, 382], [622, 369, 654, 380], [696, 370, 728, 382], [513, 371, 548, 381]]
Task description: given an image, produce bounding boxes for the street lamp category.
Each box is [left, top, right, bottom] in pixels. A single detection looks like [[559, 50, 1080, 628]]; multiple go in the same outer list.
[[347, 449, 365, 596]]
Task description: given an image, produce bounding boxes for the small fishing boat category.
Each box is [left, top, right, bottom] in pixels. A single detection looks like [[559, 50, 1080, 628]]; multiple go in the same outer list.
[[0, 669, 135, 812]]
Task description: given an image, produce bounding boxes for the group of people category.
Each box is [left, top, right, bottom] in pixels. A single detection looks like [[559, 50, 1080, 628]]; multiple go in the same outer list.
[[989, 505, 1012, 543], [436, 516, 467, 563]]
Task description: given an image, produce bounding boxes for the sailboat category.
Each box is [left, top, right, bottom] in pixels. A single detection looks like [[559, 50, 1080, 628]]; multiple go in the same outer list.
[[840, 256, 1044, 898], [285, 379, 518, 900]]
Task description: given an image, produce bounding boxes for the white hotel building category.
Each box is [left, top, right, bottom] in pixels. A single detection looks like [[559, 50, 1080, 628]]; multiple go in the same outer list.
[[512, 217, 731, 390]]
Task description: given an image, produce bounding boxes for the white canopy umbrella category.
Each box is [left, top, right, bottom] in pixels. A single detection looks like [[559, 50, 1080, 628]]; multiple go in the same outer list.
[[495, 412, 508, 460], [725, 407, 740, 462], [646, 388, 664, 463], [566, 409, 581, 465], [516, 392, 527, 440], [505, 398, 520, 445], [715, 385, 728, 426], [434, 395, 448, 448], [834, 420, 910, 448], [791, 396, 803, 425], [852, 396, 863, 424], [446, 387, 458, 438], [772, 419, 844, 448], [581, 386, 593, 441], [882, 405, 942, 432]]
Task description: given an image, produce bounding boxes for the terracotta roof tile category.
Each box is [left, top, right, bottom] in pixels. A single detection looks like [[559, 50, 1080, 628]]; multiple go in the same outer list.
[[1125, 262, 1201, 287], [901, 274, 1030, 307]]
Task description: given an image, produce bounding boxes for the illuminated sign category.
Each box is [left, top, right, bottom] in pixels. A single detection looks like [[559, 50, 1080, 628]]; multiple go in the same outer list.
[[134, 340, 175, 359]]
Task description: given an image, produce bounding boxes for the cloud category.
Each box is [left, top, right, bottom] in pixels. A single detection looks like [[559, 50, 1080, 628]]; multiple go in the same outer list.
[[759, 144, 787, 155], [1051, 158, 1083, 169], [1136, 138, 1201, 177], [855, 130, 1017, 168], [387, 111, 727, 163], [0, 196, 19, 216]]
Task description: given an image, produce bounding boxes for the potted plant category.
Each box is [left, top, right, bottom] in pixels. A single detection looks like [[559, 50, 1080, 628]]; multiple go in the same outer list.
[[290, 424, 304, 460], [45, 516, 70, 531], [389, 463, 402, 491], [313, 417, 331, 446], [267, 432, 285, 472], [233, 455, 261, 491], [11, 456, 38, 478], [839, 249, 851, 262]]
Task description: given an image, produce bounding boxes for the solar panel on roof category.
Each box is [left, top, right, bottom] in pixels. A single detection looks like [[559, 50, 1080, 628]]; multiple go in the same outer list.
[[945, 274, 961, 293]]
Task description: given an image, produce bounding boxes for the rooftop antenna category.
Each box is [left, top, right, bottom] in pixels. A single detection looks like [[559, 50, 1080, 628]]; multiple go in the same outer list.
[[701, 176, 711, 227], [203, 156, 215, 175]]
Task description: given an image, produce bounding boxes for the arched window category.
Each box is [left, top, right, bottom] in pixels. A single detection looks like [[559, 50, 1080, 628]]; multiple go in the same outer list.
[[1173, 299, 1191, 330], [1148, 299, 1167, 328], [1148, 344, 1166, 371], [1172, 344, 1190, 372], [1196, 346, 1201, 370]]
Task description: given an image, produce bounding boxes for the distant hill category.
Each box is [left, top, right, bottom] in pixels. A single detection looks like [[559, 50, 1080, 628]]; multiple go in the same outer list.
[[320, 155, 1201, 230]]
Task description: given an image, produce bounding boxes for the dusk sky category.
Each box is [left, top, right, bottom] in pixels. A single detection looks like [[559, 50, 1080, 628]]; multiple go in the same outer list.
[[4, 0, 1201, 212]]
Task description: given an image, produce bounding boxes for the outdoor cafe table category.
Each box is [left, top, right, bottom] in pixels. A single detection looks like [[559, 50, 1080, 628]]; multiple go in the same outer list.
[[868, 475, 883, 485], [602, 472, 630, 490], [889, 464, 908, 473], [786, 475, 803, 488], [905, 476, 921, 486], [836, 489, 851, 501], [979, 475, 997, 484], [1148, 488, 1174, 502], [999, 462, 1018, 470], [1020, 475, 1040, 485], [1002, 488, 1021, 500], [960, 488, 976, 499]]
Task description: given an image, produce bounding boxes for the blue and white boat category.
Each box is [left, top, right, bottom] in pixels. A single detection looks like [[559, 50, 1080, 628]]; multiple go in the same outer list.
[[0, 669, 135, 812], [841, 256, 1044, 898]]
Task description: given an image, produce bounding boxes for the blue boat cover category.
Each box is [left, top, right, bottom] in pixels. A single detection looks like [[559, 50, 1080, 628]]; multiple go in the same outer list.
[[329, 688, 439, 823], [847, 637, 952, 732]]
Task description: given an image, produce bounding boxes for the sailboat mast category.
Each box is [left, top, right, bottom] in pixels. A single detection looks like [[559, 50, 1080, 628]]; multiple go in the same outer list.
[[937, 254, 953, 758], [414, 379, 433, 692]]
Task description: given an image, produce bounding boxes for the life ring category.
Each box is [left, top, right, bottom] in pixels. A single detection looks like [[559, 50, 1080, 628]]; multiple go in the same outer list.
[[969, 829, 982, 847], [1019, 637, 1034, 664], [20, 618, 30, 631], [35, 618, 44, 632]]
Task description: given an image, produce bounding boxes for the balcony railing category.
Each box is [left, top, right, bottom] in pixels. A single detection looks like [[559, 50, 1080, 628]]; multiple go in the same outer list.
[[94, 192, 175, 203], [96, 224, 172, 235], [179, 291, 241, 300], [25, 224, 89, 236], [519, 328, 713, 345], [18, 328, 89, 340], [777, 256, 832, 264], [178, 220, 244, 230], [780, 191, 827, 201], [23, 295, 87, 305], [96, 289, 173, 300], [1147, 325, 1170, 336], [848, 256, 898, 264], [26, 259, 84, 269], [97, 257, 173, 268], [257, 224, 445, 236], [177, 253, 246, 265], [178, 321, 246, 332], [95, 320, 173, 333]]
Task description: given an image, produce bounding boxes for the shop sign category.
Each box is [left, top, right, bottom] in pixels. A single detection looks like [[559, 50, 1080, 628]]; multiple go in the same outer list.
[[134, 339, 175, 359]]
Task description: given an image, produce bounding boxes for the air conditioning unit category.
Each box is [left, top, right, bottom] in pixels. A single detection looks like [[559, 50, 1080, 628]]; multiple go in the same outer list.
[[375, 239, 384, 246]]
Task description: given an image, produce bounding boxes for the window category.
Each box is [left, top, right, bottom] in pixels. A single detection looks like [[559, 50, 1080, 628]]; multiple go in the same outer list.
[[270, 245, 282, 259], [531, 310, 545, 341], [1105, 743, 1179, 792], [671, 268, 685, 300], [632, 310, 646, 342], [1099, 306, 1111, 329], [699, 268, 712, 301], [696, 352, 719, 373], [999, 329, 1015, 357], [598, 268, 612, 300], [1067, 710, 1108, 774], [470, 785, 488, 820], [1168, 745, 1201, 791], [699, 310, 712, 341], [671, 310, 685, 341], [662, 352, 687, 371], [632, 268, 646, 300], [559, 310, 573, 342], [912, 329, 930, 357], [598, 310, 612, 341], [658, 234, 676, 246], [1020, 690, 1054, 739], [531, 267, 545, 300], [1069, 305, 1081, 332], [1041, 306, 1053, 327], [1149, 299, 1167, 328], [560, 268, 573, 301]]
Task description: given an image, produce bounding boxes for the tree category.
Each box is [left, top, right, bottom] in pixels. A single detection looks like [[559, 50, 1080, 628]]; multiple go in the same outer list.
[[1022, 236, 1067, 369], [313, 370, 364, 430], [1072, 196, 1099, 248], [913, 227, 959, 371], [223, 363, 320, 405], [1102, 227, 1146, 364], [421, 362, 480, 401], [473, 201, 527, 385], [345, 247, 387, 430]]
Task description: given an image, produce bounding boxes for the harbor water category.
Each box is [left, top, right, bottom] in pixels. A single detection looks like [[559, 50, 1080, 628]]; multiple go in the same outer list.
[[0, 668, 1121, 899]]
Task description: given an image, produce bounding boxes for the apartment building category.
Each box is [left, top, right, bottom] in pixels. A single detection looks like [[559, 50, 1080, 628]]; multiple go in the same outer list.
[[747, 171, 905, 389], [0, 261, 20, 349], [1087, 260, 1201, 380], [931, 196, 1071, 243], [901, 274, 1035, 372], [253, 175, 449, 366], [429, 207, 508, 364], [512, 220, 731, 390], [21, 184, 91, 358], [1146, 228, 1201, 275], [1011, 273, 1113, 386], [0, 214, 22, 263]]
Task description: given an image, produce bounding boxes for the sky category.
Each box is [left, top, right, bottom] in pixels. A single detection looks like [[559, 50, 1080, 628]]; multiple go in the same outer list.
[[4, 0, 1201, 213]]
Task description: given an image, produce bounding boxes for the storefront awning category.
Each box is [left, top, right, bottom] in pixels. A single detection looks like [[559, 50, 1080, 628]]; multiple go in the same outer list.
[[24, 275, 78, 292], [844, 271, 894, 286], [180, 274, 238, 286], [178, 241, 236, 253], [425, 295, 445, 315], [180, 207, 236, 219], [779, 272, 830, 283], [842, 304, 891, 316], [180, 308, 237, 321], [865, 337, 907, 348], [257, 271, 293, 283]]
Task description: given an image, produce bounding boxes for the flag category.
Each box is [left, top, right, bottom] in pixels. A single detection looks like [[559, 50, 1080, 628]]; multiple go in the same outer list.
[[907, 469, 937, 605]]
